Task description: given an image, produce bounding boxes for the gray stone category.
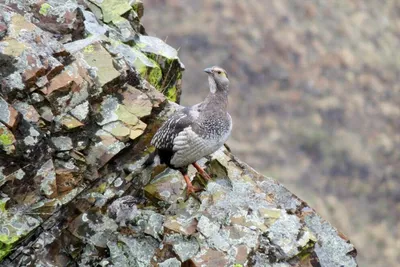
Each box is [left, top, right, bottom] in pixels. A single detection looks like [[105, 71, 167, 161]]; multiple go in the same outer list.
[[38, 106, 54, 122], [30, 93, 45, 103], [305, 213, 357, 267], [159, 258, 181, 267], [107, 196, 140, 226], [70, 101, 89, 121], [165, 234, 199, 262], [267, 211, 302, 258], [51, 136, 73, 151]]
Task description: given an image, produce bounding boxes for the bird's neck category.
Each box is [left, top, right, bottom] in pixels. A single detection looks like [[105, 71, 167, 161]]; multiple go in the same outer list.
[[204, 90, 228, 111]]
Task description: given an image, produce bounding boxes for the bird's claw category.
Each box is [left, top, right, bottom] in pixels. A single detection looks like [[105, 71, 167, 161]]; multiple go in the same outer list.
[[185, 185, 204, 202], [200, 172, 212, 181], [192, 162, 212, 182]]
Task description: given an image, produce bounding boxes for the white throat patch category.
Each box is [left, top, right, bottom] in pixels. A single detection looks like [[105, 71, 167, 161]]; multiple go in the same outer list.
[[208, 76, 217, 93]]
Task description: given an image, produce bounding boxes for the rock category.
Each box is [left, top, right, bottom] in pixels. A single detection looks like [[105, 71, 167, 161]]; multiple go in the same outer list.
[[36, 159, 57, 198], [121, 86, 153, 118], [45, 60, 90, 114], [95, 95, 148, 141], [17, 122, 45, 155], [111, 17, 136, 42], [267, 211, 303, 258], [0, 97, 19, 129], [70, 101, 89, 122], [138, 210, 164, 239], [38, 106, 54, 122], [44, 57, 64, 81], [135, 35, 184, 102], [95, 96, 120, 126], [32, 1, 84, 36], [80, 42, 120, 88], [164, 234, 199, 262], [88, 0, 132, 23], [144, 170, 185, 203], [0, 196, 41, 261], [12, 101, 40, 123], [0, 11, 68, 98], [305, 214, 357, 267], [86, 129, 126, 168], [51, 136, 73, 151], [163, 215, 198, 236], [132, 0, 144, 19], [107, 235, 158, 267], [102, 121, 131, 141], [30, 93, 45, 103], [58, 114, 84, 130], [106, 42, 163, 91], [107, 195, 140, 226], [20, 54, 46, 87], [159, 258, 181, 267], [82, 10, 108, 36], [191, 248, 229, 267], [128, 120, 147, 140], [137, 36, 180, 62]]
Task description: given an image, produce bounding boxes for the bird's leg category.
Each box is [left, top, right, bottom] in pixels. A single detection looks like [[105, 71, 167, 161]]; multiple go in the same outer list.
[[183, 174, 201, 195], [180, 168, 202, 197], [192, 162, 211, 181]]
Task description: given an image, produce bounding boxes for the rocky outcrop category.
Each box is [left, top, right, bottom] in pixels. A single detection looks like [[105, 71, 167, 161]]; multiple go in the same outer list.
[[0, 1, 357, 266]]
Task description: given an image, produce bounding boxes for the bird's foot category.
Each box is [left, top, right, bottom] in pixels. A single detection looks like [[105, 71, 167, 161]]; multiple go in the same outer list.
[[199, 171, 212, 181], [187, 184, 203, 194], [192, 162, 212, 181], [182, 173, 204, 201], [185, 185, 204, 201]]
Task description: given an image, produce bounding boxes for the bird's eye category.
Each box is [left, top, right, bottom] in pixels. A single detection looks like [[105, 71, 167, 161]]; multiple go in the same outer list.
[[217, 71, 222, 74]]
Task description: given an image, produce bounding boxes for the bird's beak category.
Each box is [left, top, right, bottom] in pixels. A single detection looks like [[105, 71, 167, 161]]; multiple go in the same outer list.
[[204, 68, 213, 74]]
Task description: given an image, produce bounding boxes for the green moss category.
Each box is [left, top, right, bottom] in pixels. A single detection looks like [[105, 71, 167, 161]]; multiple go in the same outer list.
[[96, 183, 108, 194], [148, 66, 162, 88], [39, 3, 51, 16], [135, 42, 147, 49], [83, 45, 95, 53], [165, 86, 177, 102], [0, 230, 19, 261], [233, 264, 243, 267], [130, 48, 162, 89], [294, 239, 316, 262], [0, 199, 7, 212], [0, 129, 14, 146], [133, 41, 183, 101]]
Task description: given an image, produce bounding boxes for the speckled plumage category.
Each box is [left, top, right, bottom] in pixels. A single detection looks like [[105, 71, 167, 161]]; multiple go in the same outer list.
[[150, 66, 232, 170]]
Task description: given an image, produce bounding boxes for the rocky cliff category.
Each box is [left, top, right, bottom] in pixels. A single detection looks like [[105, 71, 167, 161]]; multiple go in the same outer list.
[[0, 1, 357, 266]]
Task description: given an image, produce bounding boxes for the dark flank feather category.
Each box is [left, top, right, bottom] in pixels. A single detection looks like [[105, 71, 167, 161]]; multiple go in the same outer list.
[[143, 150, 157, 167]]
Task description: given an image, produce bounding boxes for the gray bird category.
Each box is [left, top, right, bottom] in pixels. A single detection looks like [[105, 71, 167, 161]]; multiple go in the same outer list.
[[145, 66, 232, 195]]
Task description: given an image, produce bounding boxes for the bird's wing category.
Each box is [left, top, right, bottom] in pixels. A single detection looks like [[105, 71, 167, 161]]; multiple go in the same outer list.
[[151, 108, 198, 150], [170, 125, 208, 166]]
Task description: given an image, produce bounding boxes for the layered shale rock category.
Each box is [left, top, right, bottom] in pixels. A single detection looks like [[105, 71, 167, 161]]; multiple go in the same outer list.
[[0, 1, 357, 266]]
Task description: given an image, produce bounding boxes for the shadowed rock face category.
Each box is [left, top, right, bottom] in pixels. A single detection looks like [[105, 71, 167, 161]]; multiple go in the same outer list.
[[0, 0, 356, 266]]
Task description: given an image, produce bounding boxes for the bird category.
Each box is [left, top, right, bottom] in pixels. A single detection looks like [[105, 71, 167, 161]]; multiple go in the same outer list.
[[145, 66, 232, 196]]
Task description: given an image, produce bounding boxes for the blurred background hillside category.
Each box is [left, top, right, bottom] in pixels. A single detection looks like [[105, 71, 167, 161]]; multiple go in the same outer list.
[[142, 1, 400, 266]]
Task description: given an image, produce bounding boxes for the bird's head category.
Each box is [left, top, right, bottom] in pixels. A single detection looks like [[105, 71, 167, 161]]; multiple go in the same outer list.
[[204, 66, 229, 93]]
